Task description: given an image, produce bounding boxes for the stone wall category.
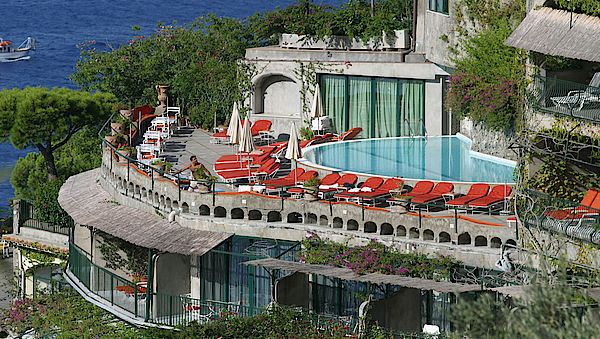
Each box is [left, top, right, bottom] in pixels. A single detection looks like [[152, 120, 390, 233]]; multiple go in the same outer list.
[[460, 118, 519, 161]]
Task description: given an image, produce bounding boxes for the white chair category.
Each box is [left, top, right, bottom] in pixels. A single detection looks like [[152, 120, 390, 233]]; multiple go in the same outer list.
[[150, 117, 171, 137], [166, 106, 180, 128]]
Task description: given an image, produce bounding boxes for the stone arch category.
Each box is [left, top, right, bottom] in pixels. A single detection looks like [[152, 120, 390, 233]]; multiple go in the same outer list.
[[423, 229, 434, 241], [364, 221, 377, 233], [506, 239, 517, 246], [347, 219, 359, 231], [305, 213, 317, 225], [287, 212, 302, 223], [248, 210, 262, 220], [159, 195, 165, 209], [332, 217, 343, 229], [199, 205, 210, 216], [135, 185, 141, 199], [172, 200, 179, 211], [439, 232, 451, 243], [154, 192, 159, 206], [380, 223, 393, 235], [397, 225, 407, 237], [267, 211, 282, 222], [409, 227, 419, 239], [491, 237, 502, 248], [181, 202, 190, 214], [474, 236, 487, 247], [141, 187, 147, 199], [214, 206, 227, 218], [165, 197, 172, 211], [127, 182, 134, 194], [231, 208, 244, 219], [253, 74, 300, 117], [458, 232, 471, 245], [319, 215, 328, 227]]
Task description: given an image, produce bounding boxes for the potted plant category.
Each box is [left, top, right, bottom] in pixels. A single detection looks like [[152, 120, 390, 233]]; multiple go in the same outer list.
[[113, 102, 133, 120], [113, 133, 129, 146], [111, 114, 129, 136], [117, 146, 136, 162], [192, 167, 217, 193], [392, 194, 412, 213], [303, 176, 321, 201], [151, 160, 172, 178], [300, 126, 314, 141]]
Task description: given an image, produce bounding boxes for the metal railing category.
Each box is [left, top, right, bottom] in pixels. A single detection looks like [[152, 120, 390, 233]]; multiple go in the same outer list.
[[519, 189, 600, 245], [69, 242, 147, 319], [18, 199, 72, 235], [532, 75, 600, 124]]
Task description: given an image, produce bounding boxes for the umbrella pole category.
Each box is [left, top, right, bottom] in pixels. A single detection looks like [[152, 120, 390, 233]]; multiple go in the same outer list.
[[294, 160, 298, 186]]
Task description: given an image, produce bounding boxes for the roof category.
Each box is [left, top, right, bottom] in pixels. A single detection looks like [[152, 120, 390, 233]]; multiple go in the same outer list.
[[244, 258, 482, 293], [504, 7, 600, 63], [58, 169, 232, 256]]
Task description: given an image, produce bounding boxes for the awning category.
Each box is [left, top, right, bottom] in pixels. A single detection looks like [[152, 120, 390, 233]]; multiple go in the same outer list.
[[244, 258, 482, 293], [59, 169, 232, 256], [504, 7, 600, 63]]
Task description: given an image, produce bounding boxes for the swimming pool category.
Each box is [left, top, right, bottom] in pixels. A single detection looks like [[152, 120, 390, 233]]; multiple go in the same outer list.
[[302, 135, 516, 184]]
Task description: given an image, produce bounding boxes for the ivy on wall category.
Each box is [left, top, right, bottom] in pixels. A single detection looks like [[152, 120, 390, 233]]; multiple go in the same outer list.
[[97, 232, 148, 279]]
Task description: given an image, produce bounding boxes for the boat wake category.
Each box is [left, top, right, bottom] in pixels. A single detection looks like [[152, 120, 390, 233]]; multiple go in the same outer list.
[[0, 56, 31, 63]]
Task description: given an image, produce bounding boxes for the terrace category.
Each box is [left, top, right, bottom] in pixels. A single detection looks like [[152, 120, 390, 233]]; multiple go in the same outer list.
[[95, 106, 519, 268]]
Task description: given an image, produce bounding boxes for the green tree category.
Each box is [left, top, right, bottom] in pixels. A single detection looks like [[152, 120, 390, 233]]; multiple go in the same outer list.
[[71, 15, 259, 128], [10, 127, 103, 200], [0, 87, 115, 180]]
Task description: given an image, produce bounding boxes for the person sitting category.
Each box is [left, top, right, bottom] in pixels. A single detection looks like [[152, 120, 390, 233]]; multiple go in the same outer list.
[[172, 155, 212, 178]]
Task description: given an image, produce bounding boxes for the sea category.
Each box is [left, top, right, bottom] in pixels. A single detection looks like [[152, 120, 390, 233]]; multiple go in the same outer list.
[[0, 0, 343, 309]]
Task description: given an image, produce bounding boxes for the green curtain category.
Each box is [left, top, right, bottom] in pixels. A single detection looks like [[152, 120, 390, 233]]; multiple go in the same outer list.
[[374, 78, 398, 138], [321, 75, 347, 134], [400, 80, 425, 136], [348, 77, 372, 138]]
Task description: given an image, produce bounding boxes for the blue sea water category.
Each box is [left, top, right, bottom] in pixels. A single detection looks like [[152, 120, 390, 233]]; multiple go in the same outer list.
[[0, 0, 343, 214]]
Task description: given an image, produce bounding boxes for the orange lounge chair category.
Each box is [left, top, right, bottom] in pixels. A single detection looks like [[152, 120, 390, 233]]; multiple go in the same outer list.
[[353, 178, 405, 205], [318, 173, 359, 195], [211, 120, 250, 141], [260, 168, 305, 187], [468, 185, 513, 212], [446, 183, 490, 208], [250, 119, 272, 136], [300, 135, 322, 148], [288, 173, 341, 196], [544, 189, 598, 220], [214, 154, 272, 172], [217, 158, 280, 183], [333, 127, 362, 141], [335, 177, 384, 201], [400, 181, 435, 198], [410, 182, 454, 204]]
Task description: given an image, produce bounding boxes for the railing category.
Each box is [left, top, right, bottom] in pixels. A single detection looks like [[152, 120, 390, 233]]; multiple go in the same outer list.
[[69, 242, 147, 319], [519, 189, 600, 245], [532, 75, 600, 124], [18, 199, 72, 235], [153, 294, 259, 326]]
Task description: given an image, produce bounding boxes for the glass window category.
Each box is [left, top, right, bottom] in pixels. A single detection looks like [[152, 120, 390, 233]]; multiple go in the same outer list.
[[429, 0, 449, 14], [319, 75, 425, 137]]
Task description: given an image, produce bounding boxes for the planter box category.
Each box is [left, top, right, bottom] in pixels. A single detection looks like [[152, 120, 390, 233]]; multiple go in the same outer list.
[[279, 30, 410, 50]]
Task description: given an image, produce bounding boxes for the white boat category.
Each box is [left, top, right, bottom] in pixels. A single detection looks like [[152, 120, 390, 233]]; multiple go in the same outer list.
[[0, 37, 35, 62]]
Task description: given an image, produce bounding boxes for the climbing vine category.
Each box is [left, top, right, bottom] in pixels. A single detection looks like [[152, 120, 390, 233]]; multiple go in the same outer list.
[[293, 60, 346, 123], [97, 232, 148, 279]]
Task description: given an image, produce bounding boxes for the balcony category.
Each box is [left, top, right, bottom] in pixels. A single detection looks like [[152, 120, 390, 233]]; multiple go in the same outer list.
[[532, 75, 600, 124]]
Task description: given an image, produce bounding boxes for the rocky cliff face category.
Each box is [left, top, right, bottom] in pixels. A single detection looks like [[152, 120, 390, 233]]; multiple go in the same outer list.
[[460, 118, 518, 161]]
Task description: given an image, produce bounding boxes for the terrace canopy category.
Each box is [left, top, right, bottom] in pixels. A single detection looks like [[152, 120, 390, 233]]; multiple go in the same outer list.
[[504, 7, 600, 63], [244, 258, 482, 293], [59, 169, 233, 256]]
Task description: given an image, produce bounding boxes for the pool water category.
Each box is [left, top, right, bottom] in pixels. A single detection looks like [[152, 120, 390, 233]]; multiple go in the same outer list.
[[303, 136, 516, 183]]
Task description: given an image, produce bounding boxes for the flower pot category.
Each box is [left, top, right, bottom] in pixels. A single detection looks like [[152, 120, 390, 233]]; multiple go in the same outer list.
[[196, 182, 211, 193], [152, 163, 166, 178], [279, 30, 410, 51], [118, 149, 132, 162], [303, 187, 319, 201], [105, 135, 118, 147], [120, 109, 134, 120], [111, 122, 126, 135]]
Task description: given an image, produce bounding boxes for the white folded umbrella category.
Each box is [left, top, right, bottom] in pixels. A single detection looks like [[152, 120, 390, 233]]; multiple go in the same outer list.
[[285, 122, 302, 185]]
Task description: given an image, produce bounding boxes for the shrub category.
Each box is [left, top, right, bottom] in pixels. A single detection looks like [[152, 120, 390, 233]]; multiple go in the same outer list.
[[33, 179, 71, 227]]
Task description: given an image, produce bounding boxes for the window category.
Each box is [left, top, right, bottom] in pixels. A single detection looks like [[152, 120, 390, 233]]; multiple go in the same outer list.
[[320, 75, 425, 138], [429, 0, 449, 14]]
